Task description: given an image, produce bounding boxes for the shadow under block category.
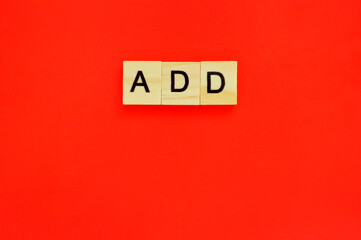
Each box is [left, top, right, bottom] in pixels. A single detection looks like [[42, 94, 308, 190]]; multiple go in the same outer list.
[[123, 61, 162, 105], [161, 62, 200, 105], [200, 61, 237, 105]]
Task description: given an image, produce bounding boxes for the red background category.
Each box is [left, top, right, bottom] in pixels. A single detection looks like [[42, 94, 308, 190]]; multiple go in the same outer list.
[[1, 0, 361, 239]]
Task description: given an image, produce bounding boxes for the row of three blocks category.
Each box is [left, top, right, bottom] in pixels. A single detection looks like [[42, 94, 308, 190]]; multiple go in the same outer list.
[[123, 61, 237, 105]]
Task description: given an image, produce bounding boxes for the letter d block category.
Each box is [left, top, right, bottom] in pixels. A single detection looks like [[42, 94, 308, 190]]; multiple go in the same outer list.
[[123, 61, 162, 105], [162, 62, 200, 105], [200, 61, 237, 105]]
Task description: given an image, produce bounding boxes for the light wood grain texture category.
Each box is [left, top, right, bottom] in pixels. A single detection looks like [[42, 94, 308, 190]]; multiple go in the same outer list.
[[123, 61, 162, 105], [161, 62, 200, 105], [200, 61, 237, 105]]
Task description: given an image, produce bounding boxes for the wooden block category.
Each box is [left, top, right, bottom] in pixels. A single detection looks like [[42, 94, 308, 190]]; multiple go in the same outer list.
[[200, 61, 237, 105], [161, 62, 200, 105], [123, 61, 162, 105]]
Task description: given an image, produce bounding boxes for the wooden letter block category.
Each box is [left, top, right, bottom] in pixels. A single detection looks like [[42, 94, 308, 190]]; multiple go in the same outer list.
[[123, 61, 162, 105], [161, 62, 200, 105], [200, 61, 237, 105]]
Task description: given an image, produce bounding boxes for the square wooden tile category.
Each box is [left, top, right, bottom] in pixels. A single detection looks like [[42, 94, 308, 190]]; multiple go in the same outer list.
[[162, 62, 200, 105], [123, 61, 162, 105], [200, 61, 237, 105]]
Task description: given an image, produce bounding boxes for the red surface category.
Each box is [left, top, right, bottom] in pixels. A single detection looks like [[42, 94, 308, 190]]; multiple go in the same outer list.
[[1, 0, 361, 239]]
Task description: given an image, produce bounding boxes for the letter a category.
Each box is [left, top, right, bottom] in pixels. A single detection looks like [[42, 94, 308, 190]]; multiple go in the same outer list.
[[130, 71, 150, 92]]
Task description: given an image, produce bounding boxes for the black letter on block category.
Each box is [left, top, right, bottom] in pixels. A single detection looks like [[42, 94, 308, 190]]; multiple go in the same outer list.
[[207, 72, 225, 93], [130, 71, 150, 92], [171, 71, 189, 92]]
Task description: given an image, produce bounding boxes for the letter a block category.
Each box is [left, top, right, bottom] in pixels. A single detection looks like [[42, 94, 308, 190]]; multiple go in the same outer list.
[[200, 61, 237, 105], [123, 61, 162, 105], [161, 62, 200, 105]]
